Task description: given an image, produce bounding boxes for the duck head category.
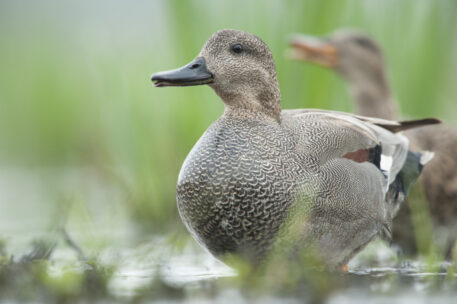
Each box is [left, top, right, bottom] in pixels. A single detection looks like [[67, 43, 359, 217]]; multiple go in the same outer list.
[[289, 30, 387, 86], [151, 29, 281, 122]]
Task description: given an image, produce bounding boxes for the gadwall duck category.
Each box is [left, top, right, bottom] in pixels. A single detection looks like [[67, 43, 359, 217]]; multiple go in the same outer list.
[[151, 29, 439, 269], [289, 30, 457, 258]]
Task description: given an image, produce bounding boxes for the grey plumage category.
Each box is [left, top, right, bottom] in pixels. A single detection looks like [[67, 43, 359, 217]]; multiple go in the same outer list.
[[151, 29, 438, 269]]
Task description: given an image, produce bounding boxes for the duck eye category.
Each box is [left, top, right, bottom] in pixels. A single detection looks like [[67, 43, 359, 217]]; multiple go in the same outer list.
[[232, 44, 243, 54], [354, 37, 378, 52]]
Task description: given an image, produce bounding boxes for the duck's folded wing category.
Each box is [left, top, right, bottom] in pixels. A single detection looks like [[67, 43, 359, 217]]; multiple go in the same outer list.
[[282, 109, 409, 186], [281, 109, 403, 262], [284, 108, 440, 132]]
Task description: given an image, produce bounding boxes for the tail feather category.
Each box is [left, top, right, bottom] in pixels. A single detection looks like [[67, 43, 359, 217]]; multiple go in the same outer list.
[[419, 151, 434, 166], [377, 118, 441, 133], [386, 150, 432, 218]]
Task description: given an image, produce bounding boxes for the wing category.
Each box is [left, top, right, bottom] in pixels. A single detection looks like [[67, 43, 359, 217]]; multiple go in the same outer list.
[[284, 108, 440, 133], [281, 109, 410, 265], [280, 109, 439, 267], [282, 109, 409, 186]]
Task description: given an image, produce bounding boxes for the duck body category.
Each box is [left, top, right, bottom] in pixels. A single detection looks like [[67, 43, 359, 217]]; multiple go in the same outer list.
[[177, 115, 299, 262], [151, 29, 438, 268], [404, 125, 457, 256], [177, 110, 403, 267]]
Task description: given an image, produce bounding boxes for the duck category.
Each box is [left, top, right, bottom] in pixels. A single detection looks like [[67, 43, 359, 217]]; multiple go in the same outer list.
[[150, 29, 439, 269], [289, 29, 457, 258]]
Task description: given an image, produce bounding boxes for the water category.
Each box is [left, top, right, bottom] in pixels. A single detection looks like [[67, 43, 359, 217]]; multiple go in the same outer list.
[[1, 167, 457, 303]]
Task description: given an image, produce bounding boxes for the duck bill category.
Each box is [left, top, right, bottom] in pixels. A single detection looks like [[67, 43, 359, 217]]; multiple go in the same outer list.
[[288, 34, 338, 68], [150, 57, 214, 87]]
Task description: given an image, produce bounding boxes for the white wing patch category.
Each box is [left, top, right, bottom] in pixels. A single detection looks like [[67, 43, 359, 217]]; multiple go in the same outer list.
[[380, 155, 393, 192]]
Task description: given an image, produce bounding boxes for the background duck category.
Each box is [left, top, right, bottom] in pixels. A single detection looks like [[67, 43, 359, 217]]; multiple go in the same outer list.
[[289, 29, 457, 259], [151, 29, 439, 269]]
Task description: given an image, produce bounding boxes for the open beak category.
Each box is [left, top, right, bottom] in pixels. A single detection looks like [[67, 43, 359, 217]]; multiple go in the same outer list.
[[150, 57, 214, 87], [288, 34, 338, 68]]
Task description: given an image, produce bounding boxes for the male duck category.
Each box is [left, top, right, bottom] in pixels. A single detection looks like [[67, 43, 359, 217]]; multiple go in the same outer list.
[[151, 29, 438, 269], [289, 30, 457, 258]]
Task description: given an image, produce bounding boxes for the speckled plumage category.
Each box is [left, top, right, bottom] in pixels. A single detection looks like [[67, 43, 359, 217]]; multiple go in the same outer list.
[[152, 30, 436, 269], [176, 110, 392, 267]]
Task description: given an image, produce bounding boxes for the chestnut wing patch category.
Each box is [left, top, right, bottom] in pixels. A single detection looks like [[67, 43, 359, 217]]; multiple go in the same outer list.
[[342, 145, 381, 169]]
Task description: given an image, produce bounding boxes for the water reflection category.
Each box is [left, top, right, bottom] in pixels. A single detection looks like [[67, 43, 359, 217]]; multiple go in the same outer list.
[[1, 167, 456, 303]]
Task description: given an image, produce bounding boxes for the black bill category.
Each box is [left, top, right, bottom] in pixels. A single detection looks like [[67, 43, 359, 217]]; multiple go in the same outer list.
[[150, 57, 214, 87]]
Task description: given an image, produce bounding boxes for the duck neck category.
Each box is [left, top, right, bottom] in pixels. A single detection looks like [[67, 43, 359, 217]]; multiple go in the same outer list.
[[347, 73, 398, 120], [219, 85, 282, 124]]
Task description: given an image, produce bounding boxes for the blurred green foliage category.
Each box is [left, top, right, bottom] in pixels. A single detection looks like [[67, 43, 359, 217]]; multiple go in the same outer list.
[[0, 239, 114, 303], [0, 0, 456, 233]]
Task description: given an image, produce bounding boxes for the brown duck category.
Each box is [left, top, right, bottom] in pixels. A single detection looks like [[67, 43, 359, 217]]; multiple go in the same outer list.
[[289, 29, 457, 258], [151, 29, 439, 269]]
